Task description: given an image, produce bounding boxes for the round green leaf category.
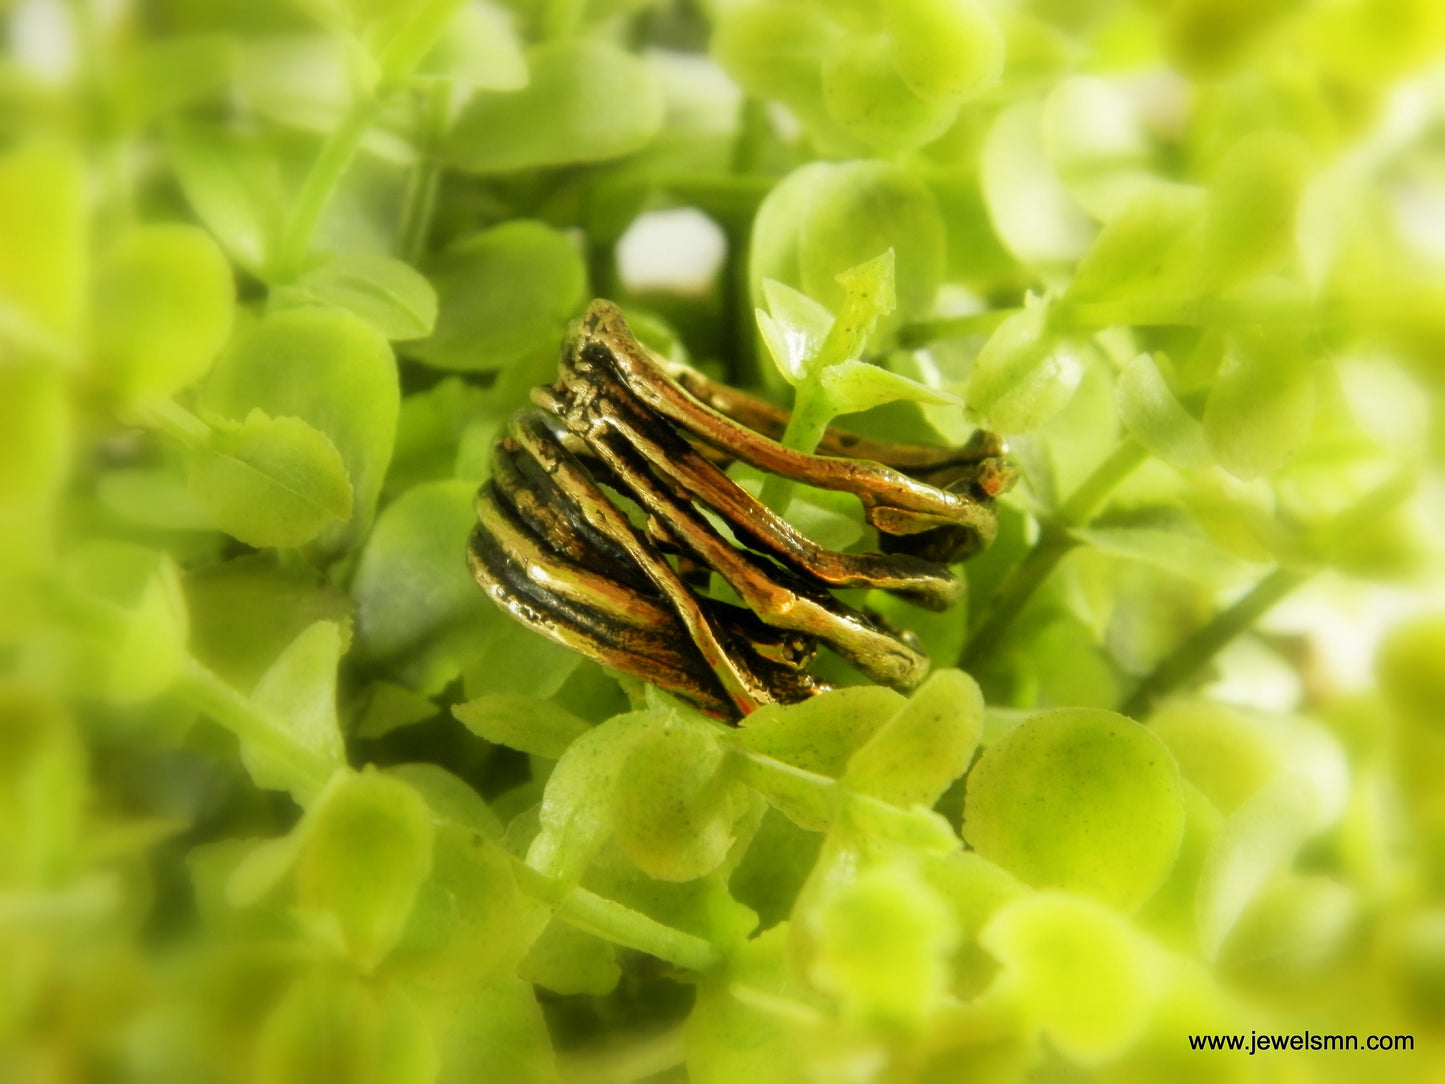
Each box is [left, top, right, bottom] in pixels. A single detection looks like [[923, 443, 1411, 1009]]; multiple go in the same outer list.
[[962, 708, 1185, 911], [614, 718, 748, 882], [1202, 336, 1316, 480], [980, 891, 1158, 1065], [93, 223, 234, 401], [809, 859, 959, 1030], [886, 0, 1003, 103], [352, 479, 495, 662], [981, 102, 1094, 267], [447, 39, 663, 173], [844, 668, 984, 808], [282, 252, 437, 341], [296, 768, 436, 971], [0, 141, 86, 343], [410, 221, 585, 373], [965, 301, 1083, 434], [820, 33, 957, 152]]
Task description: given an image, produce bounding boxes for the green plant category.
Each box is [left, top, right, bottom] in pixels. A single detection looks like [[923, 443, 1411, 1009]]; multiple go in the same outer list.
[[2, 0, 1444, 1081]]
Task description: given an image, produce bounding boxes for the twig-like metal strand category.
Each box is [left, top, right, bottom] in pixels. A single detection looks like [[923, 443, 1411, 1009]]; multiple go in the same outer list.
[[469, 300, 1015, 720]]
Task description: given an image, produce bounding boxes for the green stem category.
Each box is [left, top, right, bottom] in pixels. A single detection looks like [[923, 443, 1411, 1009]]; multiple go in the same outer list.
[[276, 95, 381, 279], [729, 747, 959, 853], [132, 399, 211, 448], [506, 858, 720, 972], [1119, 468, 1418, 718], [959, 440, 1147, 671], [397, 82, 452, 265], [1118, 567, 1305, 719], [757, 380, 832, 513], [48, 584, 336, 797], [175, 657, 336, 796]]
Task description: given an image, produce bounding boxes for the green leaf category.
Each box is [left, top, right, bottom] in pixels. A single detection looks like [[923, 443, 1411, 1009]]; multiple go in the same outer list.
[[1115, 352, 1211, 471], [1378, 615, 1445, 729], [756, 278, 834, 386], [517, 919, 620, 996], [0, 364, 69, 574], [410, 221, 586, 372], [1148, 700, 1284, 816], [1042, 76, 1155, 221], [1194, 773, 1318, 961], [184, 555, 354, 691], [355, 682, 438, 739], [391, 824, 548, 985], [0, 141, 86, 344], [453, 695, 590, 760], [820, 32, 958, 152], [447, 39, 663, 173], [387, 377, 493, 495], [385, 762, 503, 841], [108, 557, 190, 704], [352, 479, 496, 663], [1066, 184, 1205, 304], [686, 925, 810, 1084], [736, 687, 907, 779], [965, 301, 1083, 434], [253, 975, 436, 1084], [711, 1, 836, 107], [751, 162, 944, 378], [962, 708, 1185, 912], [166, 122, 283, 274], [980, 891, 1158, 1065], [242, 620, 347, 799], [279, 252, 437, 341], [981, 102, 1094, 268], [296, 768, 436, 970], [93, 224, 235, 401], [414, 0, 527, 91], [188, 409, 354, 549], [818, 357, 961, 418], [527, 711, 658, 882], [417, 978, 556, 1084], [201, 306, 398, 550], [808, 858, 958, 1030], [613, 717, 749, 882], [114, 34, 237, 128], [1202, 334, 1316, 480], [1070, 525, 1248, 585], [886, 0, 1003, 103], [844, 669, 984, 809], [1200, 130, 1312, 292]]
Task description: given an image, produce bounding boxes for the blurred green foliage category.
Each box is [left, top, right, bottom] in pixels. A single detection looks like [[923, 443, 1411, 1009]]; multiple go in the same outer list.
[[2, 0, 1445, 1081]]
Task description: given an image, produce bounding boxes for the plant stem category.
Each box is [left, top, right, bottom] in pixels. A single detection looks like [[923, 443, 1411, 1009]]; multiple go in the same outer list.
[[1119, 467, 1418, 717], [397, 82, 452, 265], [959, 440, 1147, 670], [1118, 567, 1305, 719], [276, 95, 380, 279], [757, 381, 832, 513], [506, 858, 721, 971], [175, 657, 337, 798]]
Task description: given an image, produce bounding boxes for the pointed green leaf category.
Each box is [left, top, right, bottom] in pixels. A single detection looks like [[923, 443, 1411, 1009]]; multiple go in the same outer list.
[[281, 252, 437, 341], [453, 695, 590, 760], [188, 409, 353, 549], [447, 40, 662, 173]]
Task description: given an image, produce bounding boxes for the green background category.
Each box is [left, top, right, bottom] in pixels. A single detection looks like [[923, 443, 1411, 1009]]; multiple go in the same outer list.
[[2, 0, 1445, 1081]]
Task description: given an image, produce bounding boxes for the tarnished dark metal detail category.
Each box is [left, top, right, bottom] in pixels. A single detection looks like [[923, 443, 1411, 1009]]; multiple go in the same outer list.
[[468, 300, 1016, 720]]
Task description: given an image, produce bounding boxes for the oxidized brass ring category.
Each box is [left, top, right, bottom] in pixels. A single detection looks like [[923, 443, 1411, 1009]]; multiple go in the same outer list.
[[468, 300, 1015, 720]]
